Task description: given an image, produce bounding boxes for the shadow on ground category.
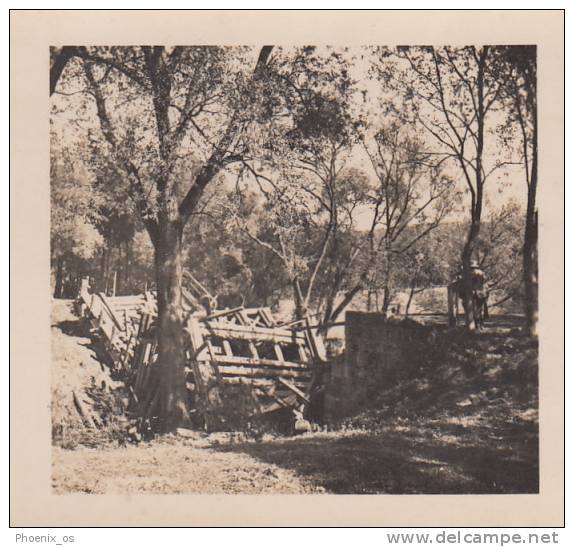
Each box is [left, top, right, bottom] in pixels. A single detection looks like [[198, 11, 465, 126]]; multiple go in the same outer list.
[[213, 322, 539, 495], [56, 318, 90, 338], [212, 417, 538, 494], [53, 307, 117, 374]]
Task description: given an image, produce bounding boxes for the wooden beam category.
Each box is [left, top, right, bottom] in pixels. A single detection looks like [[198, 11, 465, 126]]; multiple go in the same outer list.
[[185, 317, 222, 409], [274, 343, 285, 362], [97, 293, 124, 331], [210, 354, 308, 369], [201, 322, 307, 344], [259, 392, 299, 414], [277, 377, 310, 403], [203, 306, 244, 321], [216, 365, 311, 380], [302, 316, 326, 362]]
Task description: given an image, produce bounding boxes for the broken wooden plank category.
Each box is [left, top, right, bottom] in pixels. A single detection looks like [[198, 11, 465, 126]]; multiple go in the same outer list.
[[203, 306, 244, 322], [209, 354, 309, 369], [222, 377, 277, 387], [258, 392, 299, 414], [201, 322, 307, 344], [185, 317, 222, 409], [302, 317, 327, 362], [277, 377, 310, 403], [221, 339, 233, 357], [276, 318, 306, 329], [258, 307, 276, 327], [97, 293, 125, 331], [216, 365, 311, 380]]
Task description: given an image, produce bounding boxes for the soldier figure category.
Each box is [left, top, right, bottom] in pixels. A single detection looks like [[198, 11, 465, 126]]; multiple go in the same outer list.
[[448, 260, 489, 326]]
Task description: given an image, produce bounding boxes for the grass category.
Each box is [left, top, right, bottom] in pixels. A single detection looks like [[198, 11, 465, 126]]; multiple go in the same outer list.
[[52, 435, 322, 494], [213, 425, 537, 494], [53, 408, 537, 494]]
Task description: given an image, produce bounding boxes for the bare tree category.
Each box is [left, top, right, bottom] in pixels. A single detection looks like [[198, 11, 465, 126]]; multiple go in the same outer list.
[[221, 46, 362, 324], [380, 46, 508, 330], [361, 122, 453, 315], [226, 138, 354, 322]]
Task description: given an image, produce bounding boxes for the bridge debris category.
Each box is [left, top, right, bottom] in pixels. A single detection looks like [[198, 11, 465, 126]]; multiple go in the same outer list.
[[76, 277, 326, 431]]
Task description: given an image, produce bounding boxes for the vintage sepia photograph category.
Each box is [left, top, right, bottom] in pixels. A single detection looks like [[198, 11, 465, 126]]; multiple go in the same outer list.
[[10, 9, 565, 527], [48, 42, 541, 496]]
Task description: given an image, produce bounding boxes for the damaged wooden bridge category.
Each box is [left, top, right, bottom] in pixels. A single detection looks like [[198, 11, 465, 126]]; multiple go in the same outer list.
[[76, 277, 326, 430]]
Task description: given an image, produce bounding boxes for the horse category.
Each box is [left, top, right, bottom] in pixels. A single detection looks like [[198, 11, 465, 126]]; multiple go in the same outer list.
[[473, 287, 489, 326], [447, 277, 489, 328]]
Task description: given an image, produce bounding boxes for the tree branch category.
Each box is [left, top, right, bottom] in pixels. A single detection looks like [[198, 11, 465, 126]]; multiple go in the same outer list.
[[83, 60, 159, 244], [178, 46, 274, 222]]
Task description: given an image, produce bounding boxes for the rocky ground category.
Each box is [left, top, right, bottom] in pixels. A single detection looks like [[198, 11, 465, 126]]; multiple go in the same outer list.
[[51, 300, 538, 495]]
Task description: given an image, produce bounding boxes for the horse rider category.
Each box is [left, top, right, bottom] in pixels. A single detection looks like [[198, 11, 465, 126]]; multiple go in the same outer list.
[[453, 260, 486, 290], [449, 260, 489, 323]]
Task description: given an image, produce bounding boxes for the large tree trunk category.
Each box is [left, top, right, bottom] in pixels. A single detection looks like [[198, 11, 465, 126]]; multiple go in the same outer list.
[[523, 193, 538, 336], [523, 104, 538, 336], [381, 284, 392, 316], [461, 220, 480, 331], [54, 255, 64, 298], [292, 278, 307, 320], [154, 218, 191, 432]]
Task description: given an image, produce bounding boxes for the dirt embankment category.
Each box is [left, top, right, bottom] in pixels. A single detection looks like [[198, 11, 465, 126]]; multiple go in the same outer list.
[[51, 300, 129, 448], [334, 325, 539, 493], [343, 325, 538, 429]]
